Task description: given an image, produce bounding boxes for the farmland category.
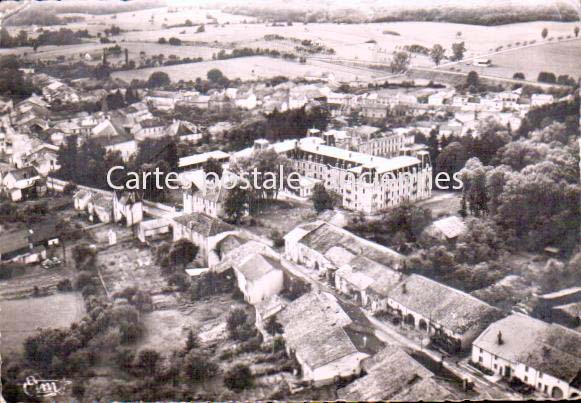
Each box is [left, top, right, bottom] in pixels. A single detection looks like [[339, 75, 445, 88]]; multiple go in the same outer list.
[[111, 55, 382, 82], [450, 38, 581, 81], [0, 292, 86, 354]]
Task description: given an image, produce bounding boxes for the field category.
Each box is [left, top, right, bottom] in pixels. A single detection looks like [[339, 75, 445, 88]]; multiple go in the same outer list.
[[0, 292, 86, 354], [452, 39, 581, 80], [111, 55, 383, 82]]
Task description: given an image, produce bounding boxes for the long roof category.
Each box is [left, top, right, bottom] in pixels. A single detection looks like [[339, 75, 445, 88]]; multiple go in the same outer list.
[[295, 221, 404, 269], [473, 313, 581, 384], [298, 142, 421, 173], [235, 253, 284, 282], [388, 274, 503, 335], [338, 345, 454, 401], [278, 291, 365, 369], [178, 150, 230, 168], [0, 229, 29, 255], [172, 212, 234, 237]]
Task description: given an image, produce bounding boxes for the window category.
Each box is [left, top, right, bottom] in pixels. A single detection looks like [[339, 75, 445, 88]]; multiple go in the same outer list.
[[479, 356, 483, 363], [525, 366, 529, 372], [544, 385, 548, 393], [524, 376, 528, 382], [493, 364, 497, 369], [538, 383, 542, 389]]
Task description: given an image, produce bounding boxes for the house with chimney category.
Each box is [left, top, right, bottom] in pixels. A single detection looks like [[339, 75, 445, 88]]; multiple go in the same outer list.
[[472, 313, 581, 399]]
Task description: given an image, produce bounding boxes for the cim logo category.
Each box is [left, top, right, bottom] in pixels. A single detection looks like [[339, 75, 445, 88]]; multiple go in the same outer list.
[[22, 375, 71, 399]]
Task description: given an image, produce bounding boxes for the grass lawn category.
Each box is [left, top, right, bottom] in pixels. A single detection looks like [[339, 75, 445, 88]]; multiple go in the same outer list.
[[246, 199, 317, 239], [0, 292, 86, 354], [416, 190, 462, 218]]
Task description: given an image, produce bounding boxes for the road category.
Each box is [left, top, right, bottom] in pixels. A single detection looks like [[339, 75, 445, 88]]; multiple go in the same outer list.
[[279, 254, 521, 400]]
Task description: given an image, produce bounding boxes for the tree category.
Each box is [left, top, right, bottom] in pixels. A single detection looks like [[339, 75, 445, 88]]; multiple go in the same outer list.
[[147, 71, 170, 88], [312, 183, 335, 213], [202, 157, 223, 179], [466, 71, 480, 91], [134, 349, 161, 374], [224, 364, 254, 392], [430, 44, 445, 66], [436, 142, 469, 179], [124, 87, 139, 104], [223, 182, 250, 223], [575, 26, 579, 38], [168, 37, 182, 46], [185, 329, 199, 352], [542, 27, 548, 39], [389, 51, 411, 73], [207, 68, 225, 83], [158, 37, 167, 44], [513, 72, 525, 80], [226, 308, 248, 335], [537, 71, 556, 84], [451, 41, 466, 61], [169, 239, 198, 270], [183, 351, 218, 382], [196, 24, 205, 33]]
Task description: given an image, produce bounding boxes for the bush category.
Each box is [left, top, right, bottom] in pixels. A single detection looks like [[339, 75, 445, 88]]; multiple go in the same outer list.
[[224, 364, 254, 392], [57, 279, 73, 292], [537, 71, 556, 84]]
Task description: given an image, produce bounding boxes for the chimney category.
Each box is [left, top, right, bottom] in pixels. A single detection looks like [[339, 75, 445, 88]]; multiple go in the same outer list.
[[497, 331, 503, 345]]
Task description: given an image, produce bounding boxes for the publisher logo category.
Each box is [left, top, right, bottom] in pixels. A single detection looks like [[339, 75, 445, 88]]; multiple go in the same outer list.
[[22, 375, 71, 399]]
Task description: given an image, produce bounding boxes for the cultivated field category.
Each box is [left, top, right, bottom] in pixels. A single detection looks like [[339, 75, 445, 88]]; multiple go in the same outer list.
[[111, 55, 382, 82], [0, 292, 86, 354], [452, 39, 581, 80]]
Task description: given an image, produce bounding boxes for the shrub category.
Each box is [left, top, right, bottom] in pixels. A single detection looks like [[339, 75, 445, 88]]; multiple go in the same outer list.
[[224, 364, 254, 391], [57, 279, 73, 292]]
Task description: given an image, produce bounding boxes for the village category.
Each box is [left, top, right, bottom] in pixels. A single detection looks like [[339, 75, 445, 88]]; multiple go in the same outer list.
[[0, 1, 580, 401]]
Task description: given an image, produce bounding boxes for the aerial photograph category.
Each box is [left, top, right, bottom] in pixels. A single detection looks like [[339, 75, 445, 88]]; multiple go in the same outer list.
[[0, 0, 579, 401]]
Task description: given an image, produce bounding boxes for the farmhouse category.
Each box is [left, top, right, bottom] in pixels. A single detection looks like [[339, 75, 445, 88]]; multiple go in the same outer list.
[[1, 166, 44, 202], [472, 313, 581, 399], [112, 191, 143, 227], [338, 345, 455, 401], [171, 212, 237, 265], [137, 218, 171, 243], [284, 221, 404, 283], [386, 274, 503, 353], [230, 253, 285, 305], [335, 255, 404, 311], [0, 220, 59, 263], [277, 291, 369, 385], [87, 193, 114, 224]]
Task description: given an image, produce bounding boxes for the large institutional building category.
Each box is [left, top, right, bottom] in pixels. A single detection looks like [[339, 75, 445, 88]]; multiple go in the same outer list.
[[235, 135, 432, 214]]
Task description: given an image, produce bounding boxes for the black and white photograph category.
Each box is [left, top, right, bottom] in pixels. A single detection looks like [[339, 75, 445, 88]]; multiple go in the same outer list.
[[0, 0, 579, 401]]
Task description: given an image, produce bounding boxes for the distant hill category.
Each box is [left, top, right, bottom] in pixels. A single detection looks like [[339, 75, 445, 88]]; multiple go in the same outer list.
[[217, 0, 580, 25]]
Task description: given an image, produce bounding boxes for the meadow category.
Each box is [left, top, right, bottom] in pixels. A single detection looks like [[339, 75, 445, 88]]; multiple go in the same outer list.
[[111, 55, 381, 82], [0, 292, 86, 354]]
